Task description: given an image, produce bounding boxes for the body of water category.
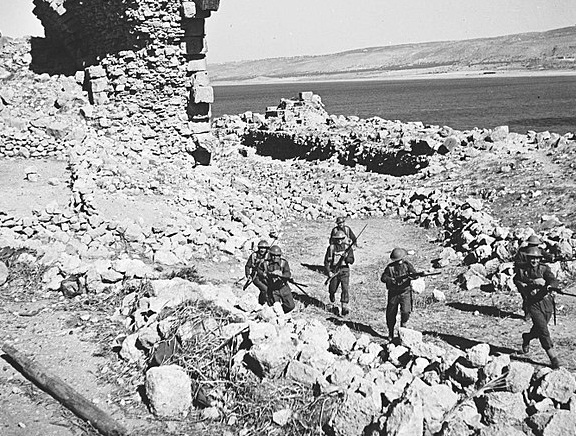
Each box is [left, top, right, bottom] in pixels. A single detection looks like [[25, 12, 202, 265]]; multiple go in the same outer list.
[[213, 75, 576, 135]]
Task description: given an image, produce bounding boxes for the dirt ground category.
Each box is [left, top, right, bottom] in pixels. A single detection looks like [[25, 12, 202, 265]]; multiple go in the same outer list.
[[2, 150, 576, 435]]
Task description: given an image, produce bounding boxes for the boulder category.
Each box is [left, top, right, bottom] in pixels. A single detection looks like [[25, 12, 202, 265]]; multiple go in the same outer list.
[[329, 325, 356, 355], [285, 360, 321, 387], [537, 368, 576, 403], [328, 392, 378, 436], [505, 361, 534, 393], [246, 337, 296, 377], [298, 320, 329, 350], [385, 380, 424, 436], [466, 343, 491, 367], [0, 261, 8, 285], [145, 365, 192, 419], [478, 391, 526, 425]]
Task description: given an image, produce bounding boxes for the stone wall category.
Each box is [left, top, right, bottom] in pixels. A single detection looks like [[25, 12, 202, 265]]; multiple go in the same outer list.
[[33, 0, 220, 140]]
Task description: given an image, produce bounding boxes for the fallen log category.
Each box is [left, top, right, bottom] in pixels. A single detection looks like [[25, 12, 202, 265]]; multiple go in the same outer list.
[[1, 342, 128, 436]]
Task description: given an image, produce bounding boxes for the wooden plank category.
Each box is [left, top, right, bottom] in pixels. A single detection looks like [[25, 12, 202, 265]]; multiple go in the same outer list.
[[1, 343, 127, 436]]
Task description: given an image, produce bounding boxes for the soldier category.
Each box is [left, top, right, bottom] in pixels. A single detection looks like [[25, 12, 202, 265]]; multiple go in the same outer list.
[[244, 239, 270, 305], [380, 248, 417, 340], [329, 217, 357, 246], [516, 235, 553, 264], [514, 246, 561, 369], [324, 230, 355, 316], [259, 245, 295, 314], [515, 235, 553, 320]]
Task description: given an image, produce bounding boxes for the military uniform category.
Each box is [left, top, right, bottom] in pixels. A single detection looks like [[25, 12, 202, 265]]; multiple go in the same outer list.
[[514, 261, 559, 354], [245, 250, 269, 305], [381, 255, 417, 338], [258, 256, 295, 313], [329, 224, 357, 246], [324, 240, 354, 315]]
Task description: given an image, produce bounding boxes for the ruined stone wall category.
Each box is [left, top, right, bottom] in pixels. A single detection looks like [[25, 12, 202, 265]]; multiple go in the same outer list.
[[33, 0, 220, 139]]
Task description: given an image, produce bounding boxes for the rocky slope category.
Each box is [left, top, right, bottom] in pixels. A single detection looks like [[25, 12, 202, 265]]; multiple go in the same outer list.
[[2, 36, 576, 436]]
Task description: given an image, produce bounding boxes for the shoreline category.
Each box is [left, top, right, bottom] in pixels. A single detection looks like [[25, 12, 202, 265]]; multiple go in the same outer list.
[[212, 68, 576, 87]]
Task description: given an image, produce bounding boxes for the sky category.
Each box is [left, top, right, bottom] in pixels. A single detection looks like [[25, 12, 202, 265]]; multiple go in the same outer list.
[[2, 0, 576, 63]]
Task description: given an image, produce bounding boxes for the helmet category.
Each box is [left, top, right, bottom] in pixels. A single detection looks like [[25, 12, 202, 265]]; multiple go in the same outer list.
[[526, 235, 541, 246], [524, 246, 542, 257], [333, 230, 346, 240], [269, 245, 282, 256], [390, 248, 407, 262], [257, 239, 270, 249], [336, 217, 345, 224]]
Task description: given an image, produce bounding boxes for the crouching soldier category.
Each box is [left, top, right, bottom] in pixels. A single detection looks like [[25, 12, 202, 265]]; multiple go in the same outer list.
[[381, 248, 417, 340], [514, 246, 561, 369], [259, 245, 295, 314], [244, 239, 270, 305]]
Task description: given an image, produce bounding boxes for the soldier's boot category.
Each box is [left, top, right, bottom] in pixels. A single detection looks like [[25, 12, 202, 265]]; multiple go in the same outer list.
[[546, 348, 561, 369], [521, 333, 531, 354], [341, 303, 349, 317], [329, 293, 335, 304], [400, 313, 410, 328]]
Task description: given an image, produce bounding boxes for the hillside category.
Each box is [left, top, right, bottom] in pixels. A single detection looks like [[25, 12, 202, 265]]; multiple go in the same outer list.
[[210, 26, 576, 84]]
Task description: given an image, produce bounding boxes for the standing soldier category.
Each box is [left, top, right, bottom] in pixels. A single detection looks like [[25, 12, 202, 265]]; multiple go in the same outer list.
[[514, 235, 554, 320], [259, 245, 295, 314], [324, 230, 355, 316], [330, 217, 357, 246], [514, 246, 561, 369], [244, 239, 270, 305], [380, 248, 417, 340]]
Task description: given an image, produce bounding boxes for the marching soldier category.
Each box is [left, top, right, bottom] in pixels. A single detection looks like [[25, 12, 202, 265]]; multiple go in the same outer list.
[[324, 230, 355, 316], [244, 239, 270, 305], [514, 246, 561, 369], [258, 245, 295, 314], [329, 217, 357, 246], [380, 248, 417, 340], [515, 235, 554, 320]]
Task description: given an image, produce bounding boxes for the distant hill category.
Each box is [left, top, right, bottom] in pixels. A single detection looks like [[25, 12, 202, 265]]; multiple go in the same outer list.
[[210, 26, 576, 84]]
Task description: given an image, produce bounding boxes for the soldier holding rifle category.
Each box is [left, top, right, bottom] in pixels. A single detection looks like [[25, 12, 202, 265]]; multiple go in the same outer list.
[[244, 239, 271, 305], [514, 246, 561, 369], [258, 245, 295, 314], [324, 230, 355, 316], [381, 248, 417, 340]]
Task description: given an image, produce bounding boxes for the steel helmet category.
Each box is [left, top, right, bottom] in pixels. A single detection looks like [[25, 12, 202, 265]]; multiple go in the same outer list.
[[333, 230, 346, 240], [336, 217, 345, 224], [390, 248, 407, 262], [257, 239, 270, 249], [524, 246, 542, 257], [269, 245, 282, 256], [526, 235, 541, 246]]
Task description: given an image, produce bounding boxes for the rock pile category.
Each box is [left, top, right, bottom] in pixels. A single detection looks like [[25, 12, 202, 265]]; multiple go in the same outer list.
[[114, 274, 576, 435]]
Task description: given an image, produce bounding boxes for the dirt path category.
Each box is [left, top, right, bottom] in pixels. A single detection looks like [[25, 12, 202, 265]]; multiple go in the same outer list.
[[272, 216, 576, 371]]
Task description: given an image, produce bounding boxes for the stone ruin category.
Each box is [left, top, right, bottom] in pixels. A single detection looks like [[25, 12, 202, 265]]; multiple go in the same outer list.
[[32, 0, 220, 145]]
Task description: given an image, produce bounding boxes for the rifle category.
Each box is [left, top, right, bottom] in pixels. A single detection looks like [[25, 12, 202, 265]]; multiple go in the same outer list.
[[324, 224, 368, 285], [395, 271, 441, 282], [549, 287, 576, 298]]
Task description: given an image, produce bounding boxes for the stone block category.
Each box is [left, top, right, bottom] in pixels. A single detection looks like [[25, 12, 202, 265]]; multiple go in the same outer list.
[[189, 121, 211, 134], [466, 343, 490, 367], [181, 1, 196, 18], [186, 57, 208, 72], [299, 91, 313, 101], [182, 36, 208, 55], [182, 18, 205, 36], [191, 85, 214, 104], [85, 65, 106, 79], [191, 71, 210, 87], [90, 77, 109, 93]]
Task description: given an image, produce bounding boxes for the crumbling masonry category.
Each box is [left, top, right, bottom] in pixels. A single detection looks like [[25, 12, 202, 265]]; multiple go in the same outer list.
[[33, 0, 221, 141]]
